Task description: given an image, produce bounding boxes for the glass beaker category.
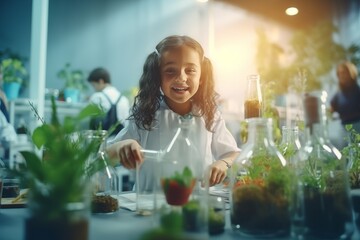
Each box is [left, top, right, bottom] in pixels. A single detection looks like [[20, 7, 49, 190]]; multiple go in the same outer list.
[[244, 74, 262, 119], [230, 118, 291, 237], [135, 149, 161, 216], [208, 196, 226, 235]]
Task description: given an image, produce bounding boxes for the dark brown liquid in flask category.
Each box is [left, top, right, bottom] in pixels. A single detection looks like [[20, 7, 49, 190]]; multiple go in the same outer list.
[[244, 99, 261, 118], [244, 74, 262, 119]]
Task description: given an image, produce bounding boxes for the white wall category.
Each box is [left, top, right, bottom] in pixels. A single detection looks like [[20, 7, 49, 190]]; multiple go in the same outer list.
[[45, 0, 210, 98]]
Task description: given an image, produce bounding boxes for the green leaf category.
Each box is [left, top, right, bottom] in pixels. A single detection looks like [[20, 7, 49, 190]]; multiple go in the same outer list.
[[182, 166, 193, 187], [32, 126, 48, 149], [19, 151, 44, 181], [76, 104, 104, 121]]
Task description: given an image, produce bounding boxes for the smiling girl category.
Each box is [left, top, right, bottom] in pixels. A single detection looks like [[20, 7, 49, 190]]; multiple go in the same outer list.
[[108, 35, 240, 190]]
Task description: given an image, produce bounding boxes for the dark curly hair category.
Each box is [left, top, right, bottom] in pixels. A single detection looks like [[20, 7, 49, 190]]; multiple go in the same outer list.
[[129, 35, 219, 132]]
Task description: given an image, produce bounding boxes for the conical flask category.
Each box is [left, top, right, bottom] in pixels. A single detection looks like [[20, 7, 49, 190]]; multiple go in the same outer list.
[[290, 91, 354, 239], [156, 114, 209, 239], [84, 130, 119, 197], [230, 118, 291, 237]]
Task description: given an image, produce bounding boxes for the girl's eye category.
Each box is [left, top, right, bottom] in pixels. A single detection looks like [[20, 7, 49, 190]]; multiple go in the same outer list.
[[164, 68, 177, 75], [186, 68, 197, 74]]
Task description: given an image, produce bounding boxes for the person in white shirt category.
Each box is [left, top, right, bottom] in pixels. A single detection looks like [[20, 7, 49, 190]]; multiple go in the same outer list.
[[87, 67, 130, 134], [107, 35, 240, 189], [0, 109, 17, 162]]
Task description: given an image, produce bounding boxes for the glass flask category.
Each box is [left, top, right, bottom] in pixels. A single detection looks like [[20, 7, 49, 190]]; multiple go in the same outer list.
[[156, 115, 209, 240], [244, 74, 262, 119], [84, 130, 119, 197], [230, 118, 291, 238], [278, 126, 301, 165], [290, 91, 354, 239]]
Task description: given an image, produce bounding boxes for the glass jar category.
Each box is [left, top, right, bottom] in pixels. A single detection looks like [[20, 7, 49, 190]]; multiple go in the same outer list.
[[244, 74, 262, 119], [230, 118, 290, 237], [156, 115, 208, 239], [290, 91, 354, 239]]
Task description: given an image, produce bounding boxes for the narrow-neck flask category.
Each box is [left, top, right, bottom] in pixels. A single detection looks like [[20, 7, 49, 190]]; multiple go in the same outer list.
[[244, 74, 262, 119], [279, 126, 301, 165], [291, 91, 354, 239], [230, 118, 290, 237], [156, 115, 208, 239], [84, 130, 119, 197]]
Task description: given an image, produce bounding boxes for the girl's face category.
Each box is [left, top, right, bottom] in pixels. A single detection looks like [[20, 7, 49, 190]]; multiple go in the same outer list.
[[160, 45, 201, 115]]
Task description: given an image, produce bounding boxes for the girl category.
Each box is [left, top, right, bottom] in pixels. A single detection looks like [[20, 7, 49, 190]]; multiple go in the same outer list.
[[108, 35, 240, 189]]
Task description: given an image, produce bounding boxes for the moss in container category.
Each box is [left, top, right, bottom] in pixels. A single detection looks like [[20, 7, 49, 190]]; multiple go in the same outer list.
[[208, 204, 225, 235], [231, 164, 291, 236]]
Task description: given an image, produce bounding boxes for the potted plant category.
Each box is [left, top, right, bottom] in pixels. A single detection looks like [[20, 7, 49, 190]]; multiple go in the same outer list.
[[12, 97, 105, 240], [161, 166, 196, 206], [1, 58, 28, 100], [57, 63, 88, 103]]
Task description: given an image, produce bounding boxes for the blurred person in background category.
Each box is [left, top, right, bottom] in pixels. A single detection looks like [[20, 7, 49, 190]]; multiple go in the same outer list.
[[330, 61, 360, 147], [87, 67, 130, 136], [0, 65, 10, 122]]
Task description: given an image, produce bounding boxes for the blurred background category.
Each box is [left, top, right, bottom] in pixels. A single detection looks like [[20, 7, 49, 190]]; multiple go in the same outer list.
[[0, 0, 359, 147]]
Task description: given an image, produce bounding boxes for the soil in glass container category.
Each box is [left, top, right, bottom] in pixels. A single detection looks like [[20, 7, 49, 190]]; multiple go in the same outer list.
[[244, 99, 261, 119], [301, 179, 353, 239], [231, 182, 290, 237]]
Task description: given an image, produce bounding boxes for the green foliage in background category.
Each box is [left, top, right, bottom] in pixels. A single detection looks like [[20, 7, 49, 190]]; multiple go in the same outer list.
[[1, 58, 28, 85], [57, 63, 88, 92], [342, 125, 360, 189], [256, 21, 360, 96]]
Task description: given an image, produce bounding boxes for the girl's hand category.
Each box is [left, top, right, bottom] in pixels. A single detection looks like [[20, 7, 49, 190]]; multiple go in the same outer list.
[[208, 160, 229, 186], [107, 139, 143, 169], [208, 152, 240, 186]]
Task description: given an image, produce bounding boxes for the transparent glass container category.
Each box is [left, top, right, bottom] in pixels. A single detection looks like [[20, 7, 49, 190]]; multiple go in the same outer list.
[[208, 196, 226, 235], [290, 91, 354, 239], [278, 126, 301, 165], [136, 149, 161, 216], [244, 74, 262, 119], [230, 118, 290, 238], [83, 130, 119, 197], [156, 115, 209, 239]]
